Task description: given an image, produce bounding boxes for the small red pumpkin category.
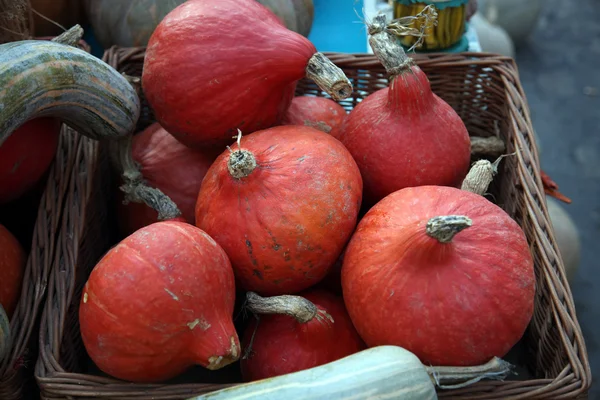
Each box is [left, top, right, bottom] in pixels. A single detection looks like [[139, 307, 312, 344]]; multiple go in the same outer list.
[[79, 221, 240, 383], [195, 125, 363, 295], [0, 224, 26, 319], [116, 123, 219, 236], [0, 118, 61, 205], [341, 185, 535, 366], [332, 18, 471, 206], [142, 0, 352, 148], [240, 289, 365, 381], [282, 96, 347, 134]]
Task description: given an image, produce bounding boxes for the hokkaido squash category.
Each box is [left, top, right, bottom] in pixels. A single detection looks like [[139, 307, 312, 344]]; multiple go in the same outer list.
[[116, 122, 219, 236], [195, 126, 363, 295], [142, 0, 352, 148], [82, 0, 186, 48], [0, 118, 61, 204], [282, 96, 347, 134], [0, 224, 26, 319], [190, 346, 514, 400], [79, 221, 240, 383], [332, 15, 471, 206], [342, 185, 535, 366], [0, 26, 180, 220], [240, 290, 365, 381]]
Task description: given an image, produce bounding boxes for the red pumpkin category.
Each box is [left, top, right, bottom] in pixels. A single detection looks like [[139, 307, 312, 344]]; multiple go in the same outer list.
[[282, 96, 347, 133], [142, 0, 352, 149], [79, 221, 240, 383], [241, 289, 365, 381], [116, 123, 219, 236], [341, 185, 535, 366], [195, 125, 363, 295], [332, 20, 471, 206], [0, 118, 61, 204], [0, 224, 26, 319]]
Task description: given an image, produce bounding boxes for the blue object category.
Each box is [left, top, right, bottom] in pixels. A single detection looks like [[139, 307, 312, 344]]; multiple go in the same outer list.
[[308, 0, 368, 53]]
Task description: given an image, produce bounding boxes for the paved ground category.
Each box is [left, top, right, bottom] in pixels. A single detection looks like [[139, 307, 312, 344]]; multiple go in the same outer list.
[[514, 0, 600, 396]]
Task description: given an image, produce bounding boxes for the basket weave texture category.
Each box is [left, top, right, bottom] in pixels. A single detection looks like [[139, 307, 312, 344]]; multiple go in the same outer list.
[[35, 46, 592, 400], [0, 36, 91, 400]]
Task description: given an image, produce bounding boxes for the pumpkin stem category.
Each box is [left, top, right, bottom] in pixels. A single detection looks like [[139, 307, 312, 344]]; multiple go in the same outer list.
[[461, 153, 515, 196], [0, 303, 10, 360], [51, 24, 84, 47], [425, 356, 515, 389], [368, 14, 414, 78], [246, 292, 331, 324], [117, 134, 182, 221], [305, 53, 353, 101], [227, 130, 257, 179], [426, 215, 472, 243], [470, 136, 506, 159]]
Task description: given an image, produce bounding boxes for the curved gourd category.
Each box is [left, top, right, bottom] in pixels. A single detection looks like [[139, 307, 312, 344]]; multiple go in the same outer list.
[[0, 39, 140, 145]]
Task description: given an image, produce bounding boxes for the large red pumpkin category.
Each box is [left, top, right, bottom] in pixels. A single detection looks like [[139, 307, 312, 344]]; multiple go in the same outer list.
[[195, 125, 363, 295], [332, 19, 471, 206], [79, 221, 240, 383], [0, 118, 61, 204], [116, 123, 219, 236], [341, 186, 535, 366], [142, 0, 351, 149], [240, 289, 365, 381], [0, 224, 26, 319]]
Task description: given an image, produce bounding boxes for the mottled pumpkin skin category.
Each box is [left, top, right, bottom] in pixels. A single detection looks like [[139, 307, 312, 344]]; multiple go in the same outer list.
[[240, 289, 365, 381], [332, 66, 471, 207], [282, 96, 347, 134], [195, 125, 363, 295], [116, 123, 219, 237], [0, 118, 61, 205], [142, 0, 317, 148], [83, 0, 186, 48], [0, 224, 26, 319], [342, 186, 535, 366], [79, 221, 240, 383]]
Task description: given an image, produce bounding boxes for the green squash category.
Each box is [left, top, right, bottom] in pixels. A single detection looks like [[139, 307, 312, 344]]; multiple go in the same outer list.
[[188, 346, 513, 400], [256, 0, 314, 37]]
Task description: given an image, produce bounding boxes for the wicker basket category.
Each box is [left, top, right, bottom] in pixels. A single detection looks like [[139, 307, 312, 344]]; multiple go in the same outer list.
[[35, 46, 592, 400], [0, 37, 91, 400]]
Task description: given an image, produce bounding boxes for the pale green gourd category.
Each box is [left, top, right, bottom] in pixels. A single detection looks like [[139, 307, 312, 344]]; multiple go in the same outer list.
[[188, 346, 513, 400]]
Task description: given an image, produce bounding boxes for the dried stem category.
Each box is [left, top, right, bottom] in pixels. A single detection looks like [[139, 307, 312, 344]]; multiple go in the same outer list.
[[227, 130, 257, 179], [462, 154, 514, 196], [426, 356, 515, 389], [51, 24, 83, 47], [305, 53, 353, 101], [426, 215, 472, 243], [117, 134, 182, 221], [246, 292, 334, 324]]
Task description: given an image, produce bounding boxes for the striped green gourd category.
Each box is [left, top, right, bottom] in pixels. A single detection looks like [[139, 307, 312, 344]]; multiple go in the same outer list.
[[0, 25, 181, 220], [188, 346, 514, 400], [0, 304, 9, 361], [0, 28, 140, 146]]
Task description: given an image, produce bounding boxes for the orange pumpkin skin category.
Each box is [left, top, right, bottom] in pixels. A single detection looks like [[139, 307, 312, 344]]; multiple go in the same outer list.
[[116, 123, 219, 236], [195, 125, 363, 296], [79, 221, 240, 383], [0, 118, 61, 205], [282, 96, 347, 133], [342, 186, 535, 366], [240, 289, 365, 381], [0, 224, 26, 318]]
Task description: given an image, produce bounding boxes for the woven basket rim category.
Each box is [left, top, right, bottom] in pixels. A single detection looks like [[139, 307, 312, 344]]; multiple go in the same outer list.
[[35, 47, 592, 400]]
